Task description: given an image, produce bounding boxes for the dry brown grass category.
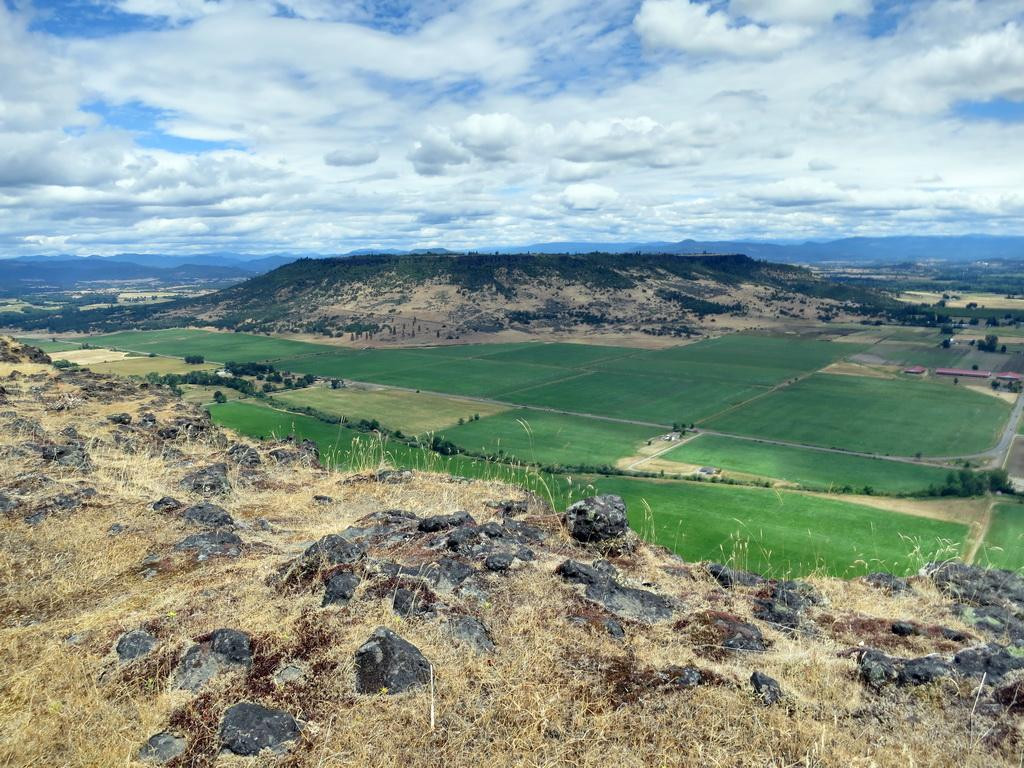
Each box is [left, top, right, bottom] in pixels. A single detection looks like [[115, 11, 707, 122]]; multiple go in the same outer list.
[[1, 341, 1022, 767]]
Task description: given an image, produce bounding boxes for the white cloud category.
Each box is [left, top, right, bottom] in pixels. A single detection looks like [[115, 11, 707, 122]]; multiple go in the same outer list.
[[560, 182, 619, 210], [634, 0, 812, 56], [0, 0, 1022, 255], [324, 147, 380, 167], [729, 0, 871, 26]]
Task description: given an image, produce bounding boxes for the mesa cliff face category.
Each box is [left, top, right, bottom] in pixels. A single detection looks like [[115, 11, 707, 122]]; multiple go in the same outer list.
[[1, 336, 1023, 768]]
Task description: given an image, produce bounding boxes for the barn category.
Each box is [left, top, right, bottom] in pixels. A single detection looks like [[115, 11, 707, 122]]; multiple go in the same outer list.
[[935, 367, 991, 379]]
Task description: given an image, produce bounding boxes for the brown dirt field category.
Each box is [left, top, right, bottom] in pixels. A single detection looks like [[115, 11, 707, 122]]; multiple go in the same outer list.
[[53, 348, 130, 365], [1005, 437, 1024, 478], [820, 362, 897, 379], [964, 384, 1018, 403]]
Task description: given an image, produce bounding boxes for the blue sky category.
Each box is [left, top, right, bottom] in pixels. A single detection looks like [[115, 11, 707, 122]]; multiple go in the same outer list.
[[1, 0, 1022, 255]]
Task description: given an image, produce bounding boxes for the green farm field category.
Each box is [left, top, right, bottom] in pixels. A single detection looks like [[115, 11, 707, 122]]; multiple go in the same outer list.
[[271, 385, 509, 434], [91, 329, 326, 363], [703, 373, 1011, 456], [595, 476, 967, 577], [208, 400, 970, 577], [87, 356, 219, 376], [437, 409, 660, 467], [977, 502, 1024, 571], [662, 434, 953, 494]]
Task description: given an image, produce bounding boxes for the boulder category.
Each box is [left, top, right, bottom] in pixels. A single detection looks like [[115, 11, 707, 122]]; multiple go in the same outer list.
[[706, 562, 765, 588], [173, 629, 252, 691], [289, 534, 365, 581], [750, 671, 784, 705], [174, 530, 242, 561], [138, 732, 185, 764], [557, 559, 673, 623], [107, 413, 132, 425], [354, 627, 431, 695], [40, 442, 91, 470], [180, 463, 230, 495], [151, 496, 182, 513], [227, 443, 261, 468], [115, 629, 157, 662], [898, 655, 953, 686], [220, 702, 300, 756], [953, 643, 1024, 683], [323, 571, 361, 607], [863, 572, 911, 594], [392, 587, 436, 619], [182, 502, 234, 528], [564, 495, 628, 543], [705, 612, 766, 653], [418, 511, 474, 533], [484, 552, 515, 572], [448, 615, 496, 654], [858, 649, 900, 689]]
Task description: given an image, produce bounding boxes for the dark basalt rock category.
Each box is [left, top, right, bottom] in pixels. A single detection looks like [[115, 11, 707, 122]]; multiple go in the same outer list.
[[227, 443, 262, 467], [704, 611, 766, 653], [323, 571, 361, 606], [418, 511, 474, 533], [180, 463, 230, 495], [313, 494, 334, 505], [354, 627, 431, 695], [375, 556, 475, 593], [151, 496, 182, 513], [0, 492, 18, 516], [863, 572, 912, 594], [174, 529, 242, 560], [392, 587, 436, 619], [604, 618, 626, 640], [174, 629, 252, 691], [925, 561, 1024, 615], [116, 629, 158, 662], [557, 559, 673, 623], [484, 552, 515, 572], [220, 702, 300, 756], [858, 649, 900, 689], [891, 621, 920, 637], [139, 732, 185, 764], [750, 670, 784, 705], [564, 494, 628, 543], [448, 615, 496, 654], [375, 469, 413, 484], [39, 442, 91, 470], [898, 655, 953, 686], [664, 665, 706, 688], [289, 534, 366, 581], [182, 502, 234, 528], [994, 679, 1024, 713], [953, 643, 1024, 683], [107, 413, 132, 425], [859, 648, 955, 689], [706, 562, 765, 588], [752, 598, 801, 630]]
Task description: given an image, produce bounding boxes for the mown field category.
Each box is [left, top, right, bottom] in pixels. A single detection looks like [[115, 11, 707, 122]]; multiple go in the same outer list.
[[663, 434, 954, 494], [977, 502, 1024, 571], [271, 385, 509, 435], [436, 409, 660, 468], [91, 329, 323, 362], [209, 401, 969, 577], [87, 356, 219, 376], [596, 477, 968, 577], [703, 373, 1011, 456]]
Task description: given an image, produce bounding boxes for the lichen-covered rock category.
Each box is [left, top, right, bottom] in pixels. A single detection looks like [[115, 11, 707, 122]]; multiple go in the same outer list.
[[116, 629, 157, 662], [287, 534, 366, 582], [182, 502, 234, 528], [323, 571, 361, 606], [354, 627, 431, 695], [448, 615, 495, 654], [174, 530, 242, 560], [173, 628, 252, 691], [418, 511, 474, 533], [750, 671, 784, 705], [863, 572, 912, 594], [138, 732, 185, 764], [180, 463, 230, 495], [706, 562, 765, 588], [220, 702, 300, 756], [151, 496, 182, 513], [564, 495, 628, 542], [557, 559, 673, 623]]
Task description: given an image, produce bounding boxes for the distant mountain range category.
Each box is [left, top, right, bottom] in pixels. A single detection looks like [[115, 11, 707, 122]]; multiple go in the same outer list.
[[4, 235, 1023, 270]]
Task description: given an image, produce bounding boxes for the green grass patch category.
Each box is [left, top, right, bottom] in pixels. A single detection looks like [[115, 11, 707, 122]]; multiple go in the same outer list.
[[438, 409, 660, 467], [91, 329, 326, 363], [501, 370, 763, 424], [663, 434, 953, 493], [977, 502, 1024, 571], [16, 337, 83, 353], [593, 476, 967, 577], [271, 385, 509, 435], [703, 373, 1011, 456]]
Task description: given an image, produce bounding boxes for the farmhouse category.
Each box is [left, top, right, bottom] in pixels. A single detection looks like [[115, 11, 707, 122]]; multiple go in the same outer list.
[[903, 365, 927, 375], [935, 367, 991, 379], [997, 371, 1024, 382]]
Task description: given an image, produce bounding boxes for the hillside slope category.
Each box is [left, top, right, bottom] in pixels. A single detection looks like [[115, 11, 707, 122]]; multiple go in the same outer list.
[[1, 337, 1023, 767], [27, 252, 892, 339]]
